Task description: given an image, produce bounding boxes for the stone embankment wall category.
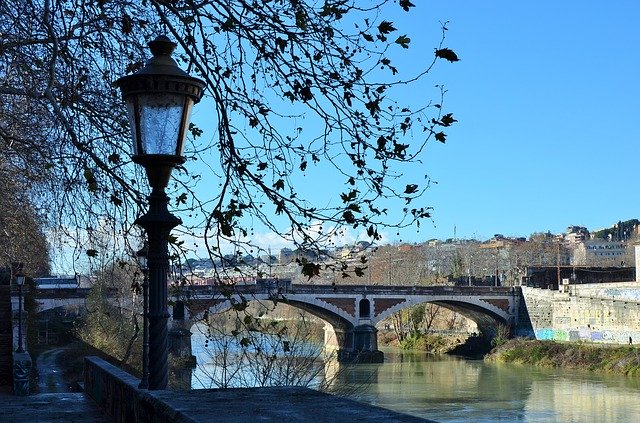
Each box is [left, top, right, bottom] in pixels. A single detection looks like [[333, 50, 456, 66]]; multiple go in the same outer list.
[[519, 283, 640, 344]]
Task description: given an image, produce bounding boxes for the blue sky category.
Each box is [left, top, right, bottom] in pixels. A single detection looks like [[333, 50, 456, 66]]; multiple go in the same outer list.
[[381, 0, 640, 242], [51, 1, 640, 272], [180, 1, 640, 255]]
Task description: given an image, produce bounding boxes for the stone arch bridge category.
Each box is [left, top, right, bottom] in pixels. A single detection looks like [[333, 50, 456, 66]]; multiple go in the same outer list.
[[29, 287, 120, 315], [172, 284, 524, 362]]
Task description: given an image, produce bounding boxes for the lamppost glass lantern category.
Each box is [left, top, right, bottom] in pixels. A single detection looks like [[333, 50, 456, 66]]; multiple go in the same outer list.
[[136, 244, 148, 270], [116, 35, 205, 390], [116, 35, 205, 188]]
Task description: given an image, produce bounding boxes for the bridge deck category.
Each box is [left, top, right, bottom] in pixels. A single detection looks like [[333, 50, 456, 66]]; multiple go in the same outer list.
[[31, 284, 519, 299], [185, 283, 520, 296]]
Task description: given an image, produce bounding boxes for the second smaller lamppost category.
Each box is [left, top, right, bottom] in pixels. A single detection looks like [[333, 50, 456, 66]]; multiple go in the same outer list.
[[116, 35, 205, 390], [15, 271, 25, 353], [136, 243, 149, 390]]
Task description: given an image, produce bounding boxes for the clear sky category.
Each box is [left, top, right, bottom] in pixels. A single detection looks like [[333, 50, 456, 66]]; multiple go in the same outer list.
[[180, 1, 640, 256], [48, 1, 640, 273], [380, 0, 640, 242]]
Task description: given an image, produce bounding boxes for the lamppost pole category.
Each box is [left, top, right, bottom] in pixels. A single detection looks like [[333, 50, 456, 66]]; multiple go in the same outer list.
[[116, 35, 204, 390], [15, 272, 25, 353], [137, 244, 149, 390], [136, 186, 180, 390]]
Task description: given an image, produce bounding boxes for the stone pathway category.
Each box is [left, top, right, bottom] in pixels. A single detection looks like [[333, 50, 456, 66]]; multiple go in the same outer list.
[[0, 347, 108, 422], [36, 347, 74, 393], [0, 392, 108, 422]]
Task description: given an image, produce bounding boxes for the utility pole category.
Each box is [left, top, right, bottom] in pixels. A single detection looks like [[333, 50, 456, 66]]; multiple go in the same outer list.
[[557, 241, 561, 289], [495, 247, 500, 287], [387, 249, 392, 284]]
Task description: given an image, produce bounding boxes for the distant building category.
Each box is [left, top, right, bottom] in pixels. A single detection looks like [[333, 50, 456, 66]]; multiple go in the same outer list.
[[397, 243, 420, 253], [572, 240, 627, 266], [522, 265, 634, 289], [479, 235, 525, 249], [339, 246, 354, 259], [277, 248, 327, 264], [340, 241, 371, 260], [279, 248, 295, 264], [563, 226, 589, 245], [427, 239, 440, 247]]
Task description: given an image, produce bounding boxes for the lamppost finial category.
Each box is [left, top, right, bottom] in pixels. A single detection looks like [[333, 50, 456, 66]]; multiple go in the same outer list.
[[148, 35, 176, 57]]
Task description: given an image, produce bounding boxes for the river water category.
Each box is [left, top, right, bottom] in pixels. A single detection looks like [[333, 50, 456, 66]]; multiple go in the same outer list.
[[190, 326, 640, 422], [328, 350, 640, 422]]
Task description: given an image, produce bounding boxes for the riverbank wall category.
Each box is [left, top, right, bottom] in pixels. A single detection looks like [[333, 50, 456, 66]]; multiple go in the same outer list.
[[83, 356, 428, 422], [518, 283, 640, 344]]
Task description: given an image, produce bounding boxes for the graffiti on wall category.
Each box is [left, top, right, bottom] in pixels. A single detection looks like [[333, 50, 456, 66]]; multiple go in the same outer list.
[[534, 328, 640, 344], [535, 329, 568, 341]]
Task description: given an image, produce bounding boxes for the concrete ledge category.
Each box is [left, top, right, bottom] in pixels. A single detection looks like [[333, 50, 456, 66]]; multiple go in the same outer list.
[[84, 356, 196, 423], [149, 385, 432, 422], [84, 356, 432, 422]]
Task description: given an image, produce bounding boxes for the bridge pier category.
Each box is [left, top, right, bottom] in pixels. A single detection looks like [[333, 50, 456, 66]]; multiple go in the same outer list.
[[168, 301, 195, 389], [325, 324, 383, 363], [168, 327, 194, 362], [168, 302, 195, 360]]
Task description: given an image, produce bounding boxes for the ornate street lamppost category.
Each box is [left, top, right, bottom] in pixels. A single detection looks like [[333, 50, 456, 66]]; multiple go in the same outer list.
[[116, 35, 205, 390], [136, 243, 149, 390], [15, 271, 25, 353]]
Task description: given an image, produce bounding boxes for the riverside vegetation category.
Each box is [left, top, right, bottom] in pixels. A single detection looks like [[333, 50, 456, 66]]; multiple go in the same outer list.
[[378, 328, 478, 355], [383, 319, 640, 377], [486, 338, 640, 376]]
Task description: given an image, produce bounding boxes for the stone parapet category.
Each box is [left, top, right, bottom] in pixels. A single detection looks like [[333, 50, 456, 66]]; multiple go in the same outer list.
[[83, 356, 428, 422], [84, 356, 196, 423], [521, 285, 640, 344]]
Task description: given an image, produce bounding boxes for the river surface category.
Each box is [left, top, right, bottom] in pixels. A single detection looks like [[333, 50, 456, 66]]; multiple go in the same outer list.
[[190, 327, 640, 422], [328, 350, 640, 422]]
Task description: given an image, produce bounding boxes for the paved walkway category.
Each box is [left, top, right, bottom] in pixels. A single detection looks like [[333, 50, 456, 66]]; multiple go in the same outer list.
[[148, 386, 433, 422], [0, 389, 435, 422], [36, 347, 74, 393], [0, 391, 108, 423], [0, 348, 436, 422]]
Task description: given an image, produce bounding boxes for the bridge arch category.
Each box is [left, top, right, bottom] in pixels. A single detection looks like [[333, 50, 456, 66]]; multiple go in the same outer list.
[[32, 287, 120, 314], [180, 294, 354, 331], [171, 291, 379, 363], [34, 297, 88, 314], [371, 295, 514, 334]]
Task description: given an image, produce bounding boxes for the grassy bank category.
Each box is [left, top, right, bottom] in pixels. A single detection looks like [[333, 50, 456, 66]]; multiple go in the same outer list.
[[401, 334, 460, 354], [382, 332, 469, 355], [486, 338, 640, 376], [378, 329, 495, 357]]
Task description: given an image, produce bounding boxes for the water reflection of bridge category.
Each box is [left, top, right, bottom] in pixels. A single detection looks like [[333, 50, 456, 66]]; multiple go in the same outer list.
[[172, 284, 524, 362]]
